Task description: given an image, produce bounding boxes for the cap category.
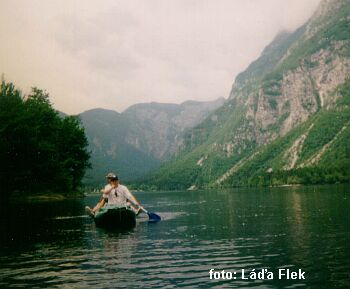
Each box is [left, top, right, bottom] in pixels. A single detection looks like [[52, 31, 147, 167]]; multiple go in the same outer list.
[[106, 172, 118, 180]]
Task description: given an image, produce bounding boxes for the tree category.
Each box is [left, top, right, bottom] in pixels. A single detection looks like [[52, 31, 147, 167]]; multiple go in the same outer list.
[[0, 80, 90, 202]]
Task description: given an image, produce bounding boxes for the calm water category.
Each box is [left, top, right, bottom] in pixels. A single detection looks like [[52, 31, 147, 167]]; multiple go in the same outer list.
[[1, 185, 350, 288]]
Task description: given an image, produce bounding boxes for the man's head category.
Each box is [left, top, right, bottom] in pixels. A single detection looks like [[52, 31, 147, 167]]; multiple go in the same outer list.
[[106, 172, 118, 183], [110, 178, 118, 186]]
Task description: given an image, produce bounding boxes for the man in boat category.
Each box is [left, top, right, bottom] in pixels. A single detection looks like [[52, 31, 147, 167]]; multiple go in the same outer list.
[[85, 172, 141, 216], [85, 172, 113, 215]]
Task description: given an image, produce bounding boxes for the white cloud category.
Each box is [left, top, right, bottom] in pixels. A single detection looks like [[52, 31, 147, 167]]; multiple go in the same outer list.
[[0, 0, 321, 114]]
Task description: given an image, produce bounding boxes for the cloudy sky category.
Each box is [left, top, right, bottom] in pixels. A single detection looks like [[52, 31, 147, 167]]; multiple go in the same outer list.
[[0, 0, 321, 114]]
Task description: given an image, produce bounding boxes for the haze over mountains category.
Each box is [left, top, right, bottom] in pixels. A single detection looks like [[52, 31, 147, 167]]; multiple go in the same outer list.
[[79, 98, 225, 184]]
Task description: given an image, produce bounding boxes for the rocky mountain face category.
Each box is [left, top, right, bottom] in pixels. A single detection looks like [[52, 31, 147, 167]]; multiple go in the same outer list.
[[123, 98, 225, 159], [146, 0, 350, 190], [79, 98, 225, 184]]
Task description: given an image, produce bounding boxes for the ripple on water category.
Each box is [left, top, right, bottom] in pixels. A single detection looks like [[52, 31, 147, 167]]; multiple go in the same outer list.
[[1, 185, 350, 288], [52, 215, 89, 220]]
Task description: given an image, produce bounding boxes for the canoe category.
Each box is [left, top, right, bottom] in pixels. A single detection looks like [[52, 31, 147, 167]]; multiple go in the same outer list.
[[94, 204, 136, 230]]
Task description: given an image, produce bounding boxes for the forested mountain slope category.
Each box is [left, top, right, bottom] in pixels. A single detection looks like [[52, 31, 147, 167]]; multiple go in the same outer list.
[[145, 0, 350, 190]]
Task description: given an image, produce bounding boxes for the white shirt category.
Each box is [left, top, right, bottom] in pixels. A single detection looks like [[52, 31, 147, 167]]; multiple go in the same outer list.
[[107, 184, 133, 205]]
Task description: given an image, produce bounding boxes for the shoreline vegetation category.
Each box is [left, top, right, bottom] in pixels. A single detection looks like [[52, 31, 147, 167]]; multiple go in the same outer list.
[[0, 80, 90, 204], [128, 181, 348, 192], [9, 183, 350, 204], [10, 192, 84, 203]]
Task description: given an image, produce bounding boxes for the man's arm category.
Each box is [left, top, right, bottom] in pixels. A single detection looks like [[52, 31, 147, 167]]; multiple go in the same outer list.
[[100, 184, 113, 195], [92, 197, 106, 212], [124, 186, 140, 206]]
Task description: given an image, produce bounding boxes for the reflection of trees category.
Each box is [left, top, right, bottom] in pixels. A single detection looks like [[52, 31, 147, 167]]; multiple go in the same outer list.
[[0, 198, 87, 249]]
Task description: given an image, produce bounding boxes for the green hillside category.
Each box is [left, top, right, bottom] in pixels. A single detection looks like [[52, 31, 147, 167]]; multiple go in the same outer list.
[[220, 80, 350, 187]]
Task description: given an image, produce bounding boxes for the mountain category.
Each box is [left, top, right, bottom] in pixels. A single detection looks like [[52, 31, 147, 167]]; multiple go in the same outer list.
[[80, 98, 225, 184], [122, 98, 225, 159], [145, 0, 350, 190]]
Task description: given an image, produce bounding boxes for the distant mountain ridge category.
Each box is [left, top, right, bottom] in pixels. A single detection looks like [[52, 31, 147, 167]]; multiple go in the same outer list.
[[145, 0, 350, 189], [122, 98, 225, 159], [79, 97, 225, 184]]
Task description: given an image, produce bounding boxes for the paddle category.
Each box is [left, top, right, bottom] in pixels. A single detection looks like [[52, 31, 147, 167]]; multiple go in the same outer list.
[[127, 198, 161, 222], [139, 205, 161, 223]]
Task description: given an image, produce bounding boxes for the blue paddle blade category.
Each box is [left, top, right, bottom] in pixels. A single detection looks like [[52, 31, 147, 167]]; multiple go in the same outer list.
[[147, 212, 161, 222]]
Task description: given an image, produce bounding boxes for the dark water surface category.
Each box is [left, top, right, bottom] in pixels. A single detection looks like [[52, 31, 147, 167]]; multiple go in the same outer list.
[[1, 185, 350, 288]]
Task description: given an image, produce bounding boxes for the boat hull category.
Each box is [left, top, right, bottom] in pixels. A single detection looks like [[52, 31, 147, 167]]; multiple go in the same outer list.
[[94, 205, 136, 230]]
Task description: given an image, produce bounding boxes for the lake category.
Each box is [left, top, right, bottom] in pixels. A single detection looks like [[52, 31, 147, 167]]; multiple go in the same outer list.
[[1, 185, 350, 288]]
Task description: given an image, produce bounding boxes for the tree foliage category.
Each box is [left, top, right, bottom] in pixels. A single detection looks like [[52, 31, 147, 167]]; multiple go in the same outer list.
[[0, 80, 90, 201]]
